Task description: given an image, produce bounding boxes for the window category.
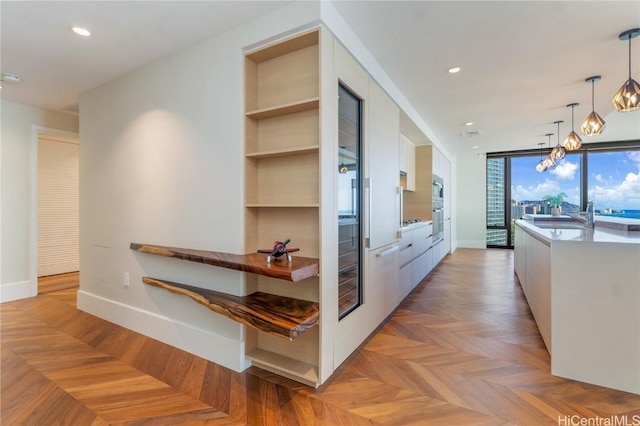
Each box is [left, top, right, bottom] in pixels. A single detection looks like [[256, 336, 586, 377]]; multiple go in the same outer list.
[[487, 141, 640, 248], [588, 149, 640, 217], [486, 157, 508, 246]]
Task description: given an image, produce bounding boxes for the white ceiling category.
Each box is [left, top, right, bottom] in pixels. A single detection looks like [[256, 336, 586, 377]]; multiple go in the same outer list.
[[2, 1, 639, 154]]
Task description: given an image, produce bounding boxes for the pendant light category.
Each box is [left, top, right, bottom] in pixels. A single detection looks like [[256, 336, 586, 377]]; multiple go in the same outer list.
[[563, 103, 582, 151], [550, 124, 565, 160], [581, 76, 606, 136], [612, 28, 640, 112], [535, 142, 547, 172], [339, 145, 348, 174], [542, 133, 556, 170]]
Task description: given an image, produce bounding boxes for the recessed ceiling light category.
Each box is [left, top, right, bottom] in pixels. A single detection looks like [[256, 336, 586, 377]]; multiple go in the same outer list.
[[71, 26, 91, 37], [448, 67, 461, 74], [1, 73, 22, 83], [472, 145, 479, 149], [464, 121, 474, 126]]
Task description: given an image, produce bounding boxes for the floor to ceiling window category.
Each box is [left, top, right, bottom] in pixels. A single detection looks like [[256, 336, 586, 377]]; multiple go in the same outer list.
[[486, 141, 640, 248], [486, 157, 508, 246], [587, 149, 640, 218]]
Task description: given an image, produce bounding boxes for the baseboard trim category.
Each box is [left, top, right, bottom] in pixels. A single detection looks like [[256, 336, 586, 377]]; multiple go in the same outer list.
[[77, 290, 251, 372], [38, 262, 79, 277], [0, 280, 37, 303], [456, 240, 487, 249]]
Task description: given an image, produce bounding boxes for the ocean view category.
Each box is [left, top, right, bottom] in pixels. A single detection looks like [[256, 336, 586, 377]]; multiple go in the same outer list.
[[598, 210, 640, 219]]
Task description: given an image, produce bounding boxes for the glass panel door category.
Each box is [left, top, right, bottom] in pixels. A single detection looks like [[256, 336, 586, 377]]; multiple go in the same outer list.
[[338, 84, 362, 319]]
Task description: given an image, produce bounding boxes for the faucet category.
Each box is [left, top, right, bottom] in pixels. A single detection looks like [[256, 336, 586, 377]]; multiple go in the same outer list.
[[585, 200, 595, 228], [570, 200, 595, 228]]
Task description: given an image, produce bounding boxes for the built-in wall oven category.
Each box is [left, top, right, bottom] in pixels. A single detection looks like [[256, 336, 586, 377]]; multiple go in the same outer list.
[[432, 175, 444, 199], [432, 174, 444, 243]]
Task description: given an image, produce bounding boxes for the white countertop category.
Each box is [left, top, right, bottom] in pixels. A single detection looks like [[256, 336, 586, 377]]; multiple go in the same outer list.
[[516, 219, 640, 244], [402, 221, 432, 231], [523, 214, 640, 230]]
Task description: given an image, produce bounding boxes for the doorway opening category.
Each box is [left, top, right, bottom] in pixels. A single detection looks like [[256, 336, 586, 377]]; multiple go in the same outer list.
[[35, 130, 80, 294]]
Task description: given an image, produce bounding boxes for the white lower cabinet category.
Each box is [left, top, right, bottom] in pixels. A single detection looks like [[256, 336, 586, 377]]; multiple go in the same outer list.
[[425, 247, 434, 276], [399, 223, 436, 295], [524, 234, 551, 352], [514, 225, 526, 292], [433, 240, 445, 265], [400, 263, 412, 300], [411, 251, 427, 288], [514, 224, 551, 352]]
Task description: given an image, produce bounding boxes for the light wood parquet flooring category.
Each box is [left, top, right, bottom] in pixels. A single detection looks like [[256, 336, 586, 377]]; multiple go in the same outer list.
[[38, 271, 80, 294], [3, 248, 639, 425]]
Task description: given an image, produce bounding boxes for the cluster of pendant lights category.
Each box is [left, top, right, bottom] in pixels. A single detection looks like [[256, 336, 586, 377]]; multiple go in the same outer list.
[[536, 28, 640, 172]]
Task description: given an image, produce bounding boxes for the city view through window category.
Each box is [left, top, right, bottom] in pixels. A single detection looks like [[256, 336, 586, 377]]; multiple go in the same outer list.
[[487, 147, 640, 247]]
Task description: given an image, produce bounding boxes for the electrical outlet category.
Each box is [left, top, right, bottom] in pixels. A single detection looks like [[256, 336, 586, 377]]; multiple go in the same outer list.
[[123, 272, 130, 287]]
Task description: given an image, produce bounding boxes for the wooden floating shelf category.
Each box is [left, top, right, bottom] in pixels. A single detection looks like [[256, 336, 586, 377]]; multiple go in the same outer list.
[[246, 348, 319, 387], [246, 98, 319, 120], [245, 203, 320, 208], [245, 145, 319, 159], [130, 243, 318, 282], [142, 277, 319, 340], [245, 30, 318, 63]]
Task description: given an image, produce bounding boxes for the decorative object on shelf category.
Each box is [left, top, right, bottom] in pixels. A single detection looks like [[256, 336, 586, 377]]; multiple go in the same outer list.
[[550, 126, 565, 160], [258, 239, 299, 263], [543, 192, 567, 215], [535, 142, 547, 172], [542, 133, 556, 170], [581, 76, 606, 136], [563, 103, 582, 151], [612, 28, 640, 112]]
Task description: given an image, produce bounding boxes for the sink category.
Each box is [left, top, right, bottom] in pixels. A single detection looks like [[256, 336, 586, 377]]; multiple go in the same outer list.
[[532, 222, 589, 230]]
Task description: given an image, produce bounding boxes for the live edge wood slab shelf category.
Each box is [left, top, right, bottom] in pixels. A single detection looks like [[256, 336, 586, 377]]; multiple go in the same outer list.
[[130, 243, 320, 340], [142, 277, 318, 340], [130, 243, 318, 282]]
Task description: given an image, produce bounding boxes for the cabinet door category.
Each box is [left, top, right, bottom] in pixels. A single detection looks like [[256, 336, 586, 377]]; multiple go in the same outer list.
[[367, 80, 400, 250], [399, 230, 413, 267], [514, 225, 526, 288], [432, 146, 441, 178], [400, 264, 412, 300], [412, 251, 427, 288], [442, 154, 451, 220]]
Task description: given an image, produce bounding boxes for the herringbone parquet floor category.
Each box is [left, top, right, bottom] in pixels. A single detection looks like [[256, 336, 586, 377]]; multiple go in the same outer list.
[[2, 249, 639, 425]]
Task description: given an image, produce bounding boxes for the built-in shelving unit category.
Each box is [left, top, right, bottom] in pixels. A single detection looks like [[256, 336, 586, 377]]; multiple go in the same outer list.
[[244, 29, 321, 385], [246, 98, 319, 120], [245, 145, 319, 159]]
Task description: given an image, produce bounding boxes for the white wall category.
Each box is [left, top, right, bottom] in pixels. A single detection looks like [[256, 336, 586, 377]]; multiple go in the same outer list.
[[1, 100, 79, 302], [77, 1, 321, 372], [455, 149, 487, 248]]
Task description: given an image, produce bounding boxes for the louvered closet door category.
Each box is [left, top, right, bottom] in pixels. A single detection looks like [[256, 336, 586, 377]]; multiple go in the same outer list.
[[38, 136, 79, 277]]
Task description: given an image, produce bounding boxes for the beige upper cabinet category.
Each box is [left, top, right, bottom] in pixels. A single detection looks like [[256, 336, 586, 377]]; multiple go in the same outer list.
[[399, 133, 416, 192]]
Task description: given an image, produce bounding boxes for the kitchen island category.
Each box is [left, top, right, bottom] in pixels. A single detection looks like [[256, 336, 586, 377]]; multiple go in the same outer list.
[[515, 217, 640, 395]]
